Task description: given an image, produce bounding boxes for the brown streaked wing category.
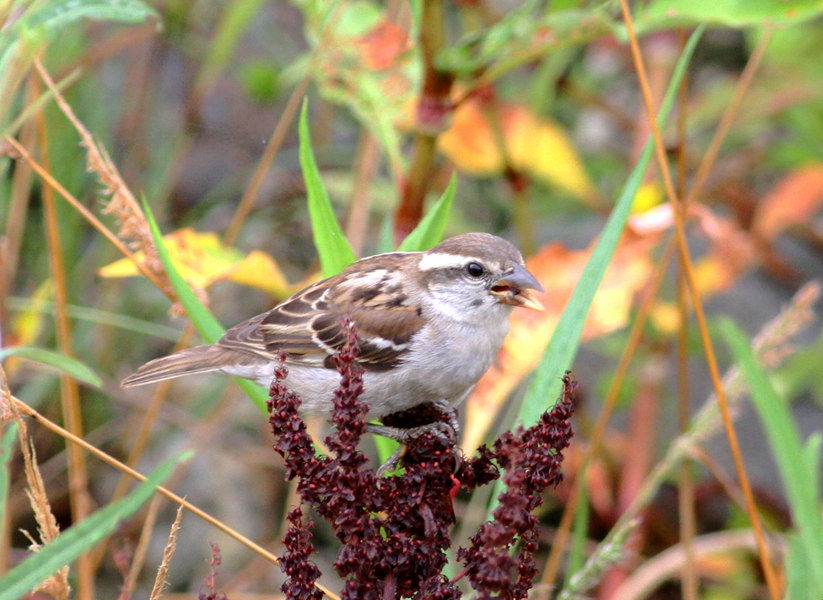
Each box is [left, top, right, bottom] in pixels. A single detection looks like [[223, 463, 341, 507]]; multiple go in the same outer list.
[[218, 253, 427, 370], [258, 278, 337, 366], [314, 258, 426, 370], [216, 312, 272, 359]]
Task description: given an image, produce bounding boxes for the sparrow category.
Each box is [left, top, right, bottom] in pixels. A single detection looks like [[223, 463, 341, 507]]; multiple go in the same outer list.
[[122, 233, 544, 426]]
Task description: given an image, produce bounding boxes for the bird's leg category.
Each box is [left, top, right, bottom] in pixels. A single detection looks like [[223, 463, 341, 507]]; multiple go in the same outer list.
[[368, 400, 460, 476], [365, 421, 455, 444], [432, 399, 460, 436], [375, 445, 406, 478], [369, 422, 456, 478]]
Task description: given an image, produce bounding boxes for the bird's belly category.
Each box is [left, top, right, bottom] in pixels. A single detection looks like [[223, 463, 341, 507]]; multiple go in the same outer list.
[[223, 317, 508, 420]]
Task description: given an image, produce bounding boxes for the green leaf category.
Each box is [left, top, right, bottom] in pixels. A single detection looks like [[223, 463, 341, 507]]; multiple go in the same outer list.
[[720, 318, 823, 594], [299, 100, 357, 277], [805, 432, 823, 497], [519, 26, 704, 427], [0, 0, 158, 85], [0, 424, 18, 532], [396, 174, 456, 252], [0, 451, 190, 600], [635, 0, 823, 29], [787, 532, 815, 600], [195, 0, 268, 96], [5, 297, 183, 342], [142, 199, 270, 413], [0, 346, 101, 388]]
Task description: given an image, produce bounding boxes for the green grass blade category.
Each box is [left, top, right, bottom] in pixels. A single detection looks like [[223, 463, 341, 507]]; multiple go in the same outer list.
[[518, 25, 704, 427], [0, 424, 18, 531], [552, 25, 705, 572], [143, 199, 223, 343], [195, 0, 267, 96], [396, 173, 456, 252], [720, 318, 823, 593], [0, 451, 190, 600], [486, 27, 703, 532], [786, 533, 814, 600], [0, 346, 101, 388], [5, 297, 183, 342], [142, 198, 270, 413], [299, 100, 357, 277]]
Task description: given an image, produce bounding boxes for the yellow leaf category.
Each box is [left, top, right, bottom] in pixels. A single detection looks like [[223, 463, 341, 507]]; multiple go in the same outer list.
[[632, 181, 664, 213], [11, 280, 53, 346], [438, 99, 597, 201], [229, 250, 292, 297], [99, 229, 292, 297], [5, 281, 54, 377], [505, 106, 597, 200]]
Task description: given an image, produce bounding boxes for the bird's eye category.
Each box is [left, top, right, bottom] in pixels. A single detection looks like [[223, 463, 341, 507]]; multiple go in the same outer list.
[[465, 262, 485, 278]]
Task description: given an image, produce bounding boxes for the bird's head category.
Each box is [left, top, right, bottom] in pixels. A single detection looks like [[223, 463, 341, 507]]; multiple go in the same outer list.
[[417, 233, 544, 322]]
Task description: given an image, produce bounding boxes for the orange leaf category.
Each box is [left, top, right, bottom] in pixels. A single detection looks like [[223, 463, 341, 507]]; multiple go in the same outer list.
[[462, 235, 656, 452], [692, 206, 756, 297], [753, 164, 823, 241], [355, 18, 411, 71], [438, 99, 504, 174]]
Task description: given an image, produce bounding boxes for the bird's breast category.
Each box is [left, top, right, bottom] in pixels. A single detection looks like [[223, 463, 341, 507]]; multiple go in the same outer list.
[[403, 314, 510, 403]]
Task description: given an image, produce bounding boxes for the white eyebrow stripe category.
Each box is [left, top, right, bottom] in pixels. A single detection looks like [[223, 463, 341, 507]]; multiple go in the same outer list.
[[418, 252, 476, 272]]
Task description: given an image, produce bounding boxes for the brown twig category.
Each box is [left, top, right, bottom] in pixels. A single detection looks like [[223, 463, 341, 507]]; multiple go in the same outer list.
[[5, 136, 172, 296], [617, 4, 780, 596], [394, 0, 454, 243], [34, 73, 95, 600], [345, 131, 382, 255], [224, 3, 344, 247], [224, 74, 312, 246], [560, 282, 819, 599], [3, 392, 340, 599], [541, 240, 677, 587]]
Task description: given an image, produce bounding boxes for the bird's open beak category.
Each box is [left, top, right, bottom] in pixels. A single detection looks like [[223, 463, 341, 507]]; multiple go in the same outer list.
[[491, 263, 545, 311]]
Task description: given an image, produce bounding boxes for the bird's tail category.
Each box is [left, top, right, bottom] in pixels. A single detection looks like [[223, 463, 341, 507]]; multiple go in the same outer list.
[[121, 345, 232, 387]]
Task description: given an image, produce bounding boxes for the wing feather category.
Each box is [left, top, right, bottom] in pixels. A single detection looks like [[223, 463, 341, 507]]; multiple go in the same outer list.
[[214, 254, 426, 371]]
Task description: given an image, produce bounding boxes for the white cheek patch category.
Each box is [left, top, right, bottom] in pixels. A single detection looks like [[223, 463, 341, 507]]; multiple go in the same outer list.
[[418, 252, 478, 272]]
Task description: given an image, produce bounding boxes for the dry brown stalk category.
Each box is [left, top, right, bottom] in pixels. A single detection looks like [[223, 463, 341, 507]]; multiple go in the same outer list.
[[619, 1, 781, 596], [118, 494, 162, 600], [33, 60, 155, 263], [0, 391, 339, 599], [559, 282, 819, 599], [31, 59, 191, 310], [34, 72, 96, 599], [1, 366, 70, 600], [149, 500, 184, 600], [5, 135, 170, 295]]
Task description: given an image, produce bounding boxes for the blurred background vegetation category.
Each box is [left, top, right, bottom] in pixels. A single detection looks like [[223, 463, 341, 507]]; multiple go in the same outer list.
[[2, 0, 823, 599]]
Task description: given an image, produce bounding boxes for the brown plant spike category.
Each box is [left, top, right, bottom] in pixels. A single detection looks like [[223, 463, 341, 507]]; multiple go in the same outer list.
[[268, 319, 576, 599]]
